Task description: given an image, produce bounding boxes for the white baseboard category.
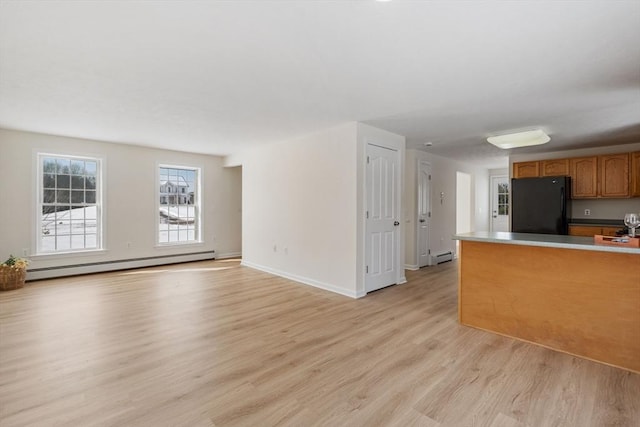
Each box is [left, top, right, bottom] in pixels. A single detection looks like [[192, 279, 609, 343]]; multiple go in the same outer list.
[[26, 251, 216, 281], [215, 251, 242, 259], [398, 276, 407, 284], [240, 260, 361, 299], [404, 264, 419, 271]]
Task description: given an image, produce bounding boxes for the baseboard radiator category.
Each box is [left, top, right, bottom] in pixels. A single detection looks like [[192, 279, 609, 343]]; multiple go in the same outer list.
[[26, 251, 216, 281], [432, 250, 453, 265]]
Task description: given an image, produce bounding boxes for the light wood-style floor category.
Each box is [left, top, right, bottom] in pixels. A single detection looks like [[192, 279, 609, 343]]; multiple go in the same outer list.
[[1, 259, 638, 427]]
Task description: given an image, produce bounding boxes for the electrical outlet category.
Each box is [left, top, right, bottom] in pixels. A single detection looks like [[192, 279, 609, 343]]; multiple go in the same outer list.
[[584, 209, 591, 216], [22, 248, 28, 256]]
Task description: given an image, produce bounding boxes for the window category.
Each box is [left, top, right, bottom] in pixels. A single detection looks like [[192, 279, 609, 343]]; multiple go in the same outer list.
[[158, 165, 200, 244], [38, 154, 102, 253], [498, 182, 509, 215]]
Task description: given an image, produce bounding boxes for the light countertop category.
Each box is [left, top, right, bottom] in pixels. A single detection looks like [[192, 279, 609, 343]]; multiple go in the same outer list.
[[453, 231, 640, 254]]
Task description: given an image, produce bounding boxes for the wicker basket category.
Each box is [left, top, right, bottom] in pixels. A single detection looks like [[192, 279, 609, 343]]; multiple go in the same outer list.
[[0, 266, 26, 291]]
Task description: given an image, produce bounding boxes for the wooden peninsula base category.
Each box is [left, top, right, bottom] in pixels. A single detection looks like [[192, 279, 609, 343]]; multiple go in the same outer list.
[[456, 233, 640, 373]]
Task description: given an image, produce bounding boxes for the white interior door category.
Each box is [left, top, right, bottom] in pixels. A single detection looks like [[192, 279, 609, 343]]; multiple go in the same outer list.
[[417, 160, 431, 268], [490, 175, 510, 232], [366, 144, 400, 292]]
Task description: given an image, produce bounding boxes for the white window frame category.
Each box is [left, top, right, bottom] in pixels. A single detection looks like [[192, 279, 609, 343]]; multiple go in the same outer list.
[[36, 153, 104, 255], [157, 164, 202, 246]]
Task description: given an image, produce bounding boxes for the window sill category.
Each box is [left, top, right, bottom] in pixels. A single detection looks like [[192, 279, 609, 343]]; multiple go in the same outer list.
[[154, 241, 205, 249], [30, 249, 109, 260]]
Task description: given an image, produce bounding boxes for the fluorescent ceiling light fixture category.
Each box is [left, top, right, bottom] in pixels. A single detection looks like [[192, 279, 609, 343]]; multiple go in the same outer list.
[[487, 129, 550, 149]]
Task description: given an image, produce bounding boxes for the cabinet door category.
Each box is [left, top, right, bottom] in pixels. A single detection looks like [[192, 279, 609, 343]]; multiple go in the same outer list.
[[568, 225, 601, 237], [513, 161, 540, 178], [599, 153, 629, 198], [631, 151, 640, 197], [601, 226, 621, 236], [541, 159, 569, 176], [570, 157, 597, 198]]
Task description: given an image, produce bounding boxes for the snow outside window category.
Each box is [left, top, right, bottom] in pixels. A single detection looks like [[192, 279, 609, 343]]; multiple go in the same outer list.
[[38, 154, 102, 253], [158, 166, 200, 244]]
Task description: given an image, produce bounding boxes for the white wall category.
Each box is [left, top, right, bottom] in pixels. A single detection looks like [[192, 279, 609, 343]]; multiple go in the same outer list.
[[473, 168, 489, 233], [241, 122, 405, 298], [217, 166, 242, 258], [456, 171, 472, 234], [404, 149, 490, 268], [510, 142, 640, 220], [0, 128, 242, 274], [241, 122, 360, 297], [489, 168, 509, 177]]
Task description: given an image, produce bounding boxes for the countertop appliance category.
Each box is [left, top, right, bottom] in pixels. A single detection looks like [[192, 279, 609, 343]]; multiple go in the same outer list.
[[511, 176, 571, 235]]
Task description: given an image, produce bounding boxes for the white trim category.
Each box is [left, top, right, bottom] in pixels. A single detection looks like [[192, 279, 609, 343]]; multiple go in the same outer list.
[[28, 249, 109, 260], [398, 276, 407, 285], [404, 264, 419, 271], [241, 260, 364, 299], [215, 251, 242, 259], [356, 123, 406, 296], [34, 152, 105, 255], [364, 140, 403, 293], [156, 163, 203, 245], [26, 251, 215, 281], [155, 241, 205, 249], [416, 159, 432, 267]]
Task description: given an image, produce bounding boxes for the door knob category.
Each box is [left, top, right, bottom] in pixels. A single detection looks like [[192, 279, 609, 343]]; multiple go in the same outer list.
[[419, 219, 426, 223], [394, 221, 400, 226]]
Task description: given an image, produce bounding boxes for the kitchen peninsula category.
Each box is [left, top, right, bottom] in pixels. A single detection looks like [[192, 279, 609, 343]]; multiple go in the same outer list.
[[454, 232, 640, 373]]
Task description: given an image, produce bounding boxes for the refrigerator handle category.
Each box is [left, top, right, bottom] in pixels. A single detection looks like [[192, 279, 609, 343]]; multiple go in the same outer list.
[[560, 187, 566, 216]]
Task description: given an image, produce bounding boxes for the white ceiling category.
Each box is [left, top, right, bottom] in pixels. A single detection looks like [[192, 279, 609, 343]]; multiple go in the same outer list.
[[1, 1, 639, 168]]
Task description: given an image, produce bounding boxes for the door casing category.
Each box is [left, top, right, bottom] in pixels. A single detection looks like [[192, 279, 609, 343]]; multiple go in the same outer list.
[[417, 160, 431, 268], [364, 142, 402, 293]]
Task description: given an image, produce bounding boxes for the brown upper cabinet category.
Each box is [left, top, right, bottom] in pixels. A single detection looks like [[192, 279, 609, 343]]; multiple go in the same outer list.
[[513, 151, 638, 199], [599, 153, 629, 198], [570, 156, 598, 198], [631, 151, 640, 197], [513, 161, 540, 178], [541, 159, 569, 176]]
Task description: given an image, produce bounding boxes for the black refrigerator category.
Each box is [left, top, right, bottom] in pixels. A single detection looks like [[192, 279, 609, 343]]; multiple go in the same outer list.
[[511, 176, 571, 235]]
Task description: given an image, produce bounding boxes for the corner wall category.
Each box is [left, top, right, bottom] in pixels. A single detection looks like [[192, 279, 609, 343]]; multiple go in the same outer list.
[[241, 123, 360, 297]]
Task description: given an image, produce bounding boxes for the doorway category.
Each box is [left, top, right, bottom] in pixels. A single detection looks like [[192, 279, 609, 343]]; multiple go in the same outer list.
[[490, 175, 510, 232]]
